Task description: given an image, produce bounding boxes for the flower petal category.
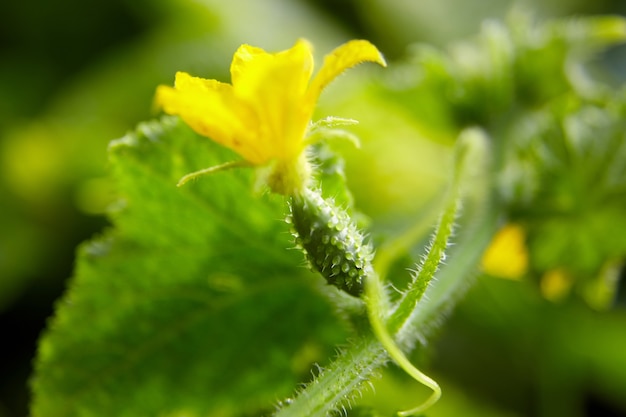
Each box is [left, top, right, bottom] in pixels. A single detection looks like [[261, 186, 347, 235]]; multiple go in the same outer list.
[[155, 39, 385, 173], [231, 40, 314, 160], [307, 40, 386, 103], [231, 40, 313, 93], [156, 72, 266, 164], [230, 44, 270, 87], [481, 223, 529, 279]]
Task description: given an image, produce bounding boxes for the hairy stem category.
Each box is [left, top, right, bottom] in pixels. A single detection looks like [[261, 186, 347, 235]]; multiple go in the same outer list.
[[275, 209, 497, 417], [276, 335, 387, 417], [275, 129, 496, 417]]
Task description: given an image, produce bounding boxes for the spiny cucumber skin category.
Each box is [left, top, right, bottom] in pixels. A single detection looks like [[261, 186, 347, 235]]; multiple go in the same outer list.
[[289, 189, 373, 297]]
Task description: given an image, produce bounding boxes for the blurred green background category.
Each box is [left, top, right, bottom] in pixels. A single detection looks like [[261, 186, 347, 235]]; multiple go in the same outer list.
[[1, 1, 625, 416]]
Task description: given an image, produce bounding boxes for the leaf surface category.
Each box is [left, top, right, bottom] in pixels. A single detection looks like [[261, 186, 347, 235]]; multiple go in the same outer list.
[[31, 117, 345, 417]]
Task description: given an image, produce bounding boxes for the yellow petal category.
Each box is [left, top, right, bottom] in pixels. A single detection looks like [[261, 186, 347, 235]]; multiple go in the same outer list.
[[540, 268, 572, 302], [172, 71, 231, 95], [231, 40, 313, 93], [307, 40, 386, 104], [232, 40, 314, 160], [156, 72, 266, 164], [154, 39, 386, 173], [481, 223, 529, 280], [230, 44, 271, 87]]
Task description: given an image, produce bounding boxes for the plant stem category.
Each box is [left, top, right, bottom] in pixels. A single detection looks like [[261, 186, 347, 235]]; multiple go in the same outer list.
[[276, 335, 387, 417], [275, 129, 498, 417], [275, 207, 498, 417]]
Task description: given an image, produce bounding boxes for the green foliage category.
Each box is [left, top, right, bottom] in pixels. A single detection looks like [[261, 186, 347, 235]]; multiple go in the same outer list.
[[29, 10, 626, 417], [31, 117, 347, 417], [377, 13, 626, 131], [30, 100, 490, 417], [507, 100, 626, 280], [371, 12, 626, 304]]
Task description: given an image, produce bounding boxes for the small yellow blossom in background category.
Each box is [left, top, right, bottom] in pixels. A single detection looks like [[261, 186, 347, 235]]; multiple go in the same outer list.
[[481, 223, 529, 280], [155, 39, 386, 195], [540, 268, 572, 302]]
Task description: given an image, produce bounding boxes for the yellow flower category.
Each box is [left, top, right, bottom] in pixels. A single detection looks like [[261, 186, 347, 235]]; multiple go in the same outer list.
[[155, 39, 386, 194], [481, 223, 529, 280], [540, 268, 572, 302]]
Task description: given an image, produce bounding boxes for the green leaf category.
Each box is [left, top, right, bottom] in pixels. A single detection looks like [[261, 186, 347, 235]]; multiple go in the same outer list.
[[31, 117, 346, 417]]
